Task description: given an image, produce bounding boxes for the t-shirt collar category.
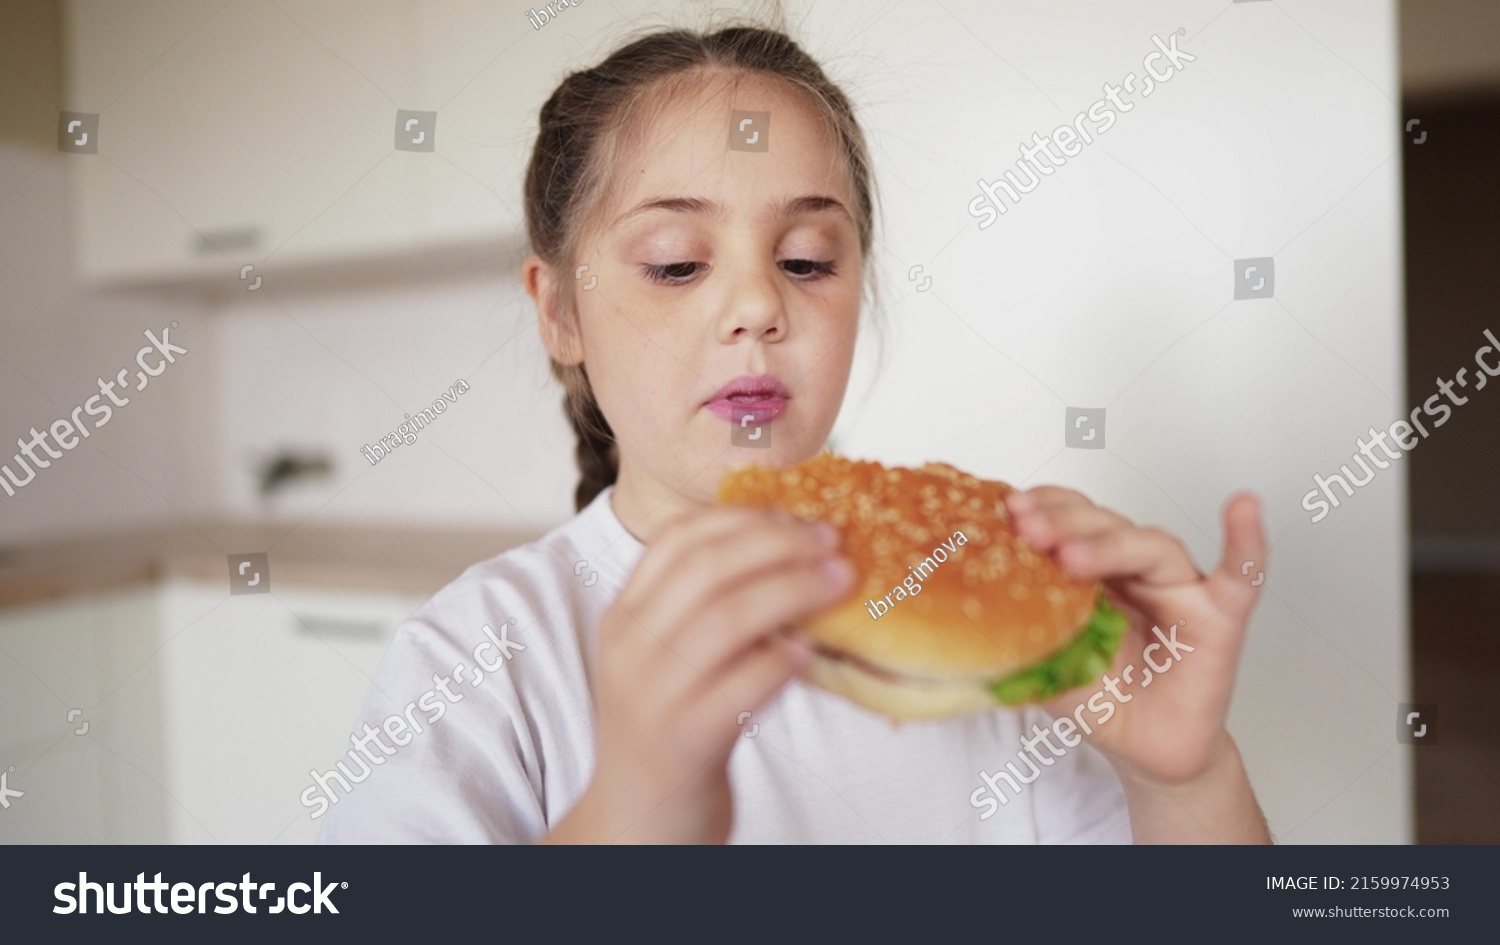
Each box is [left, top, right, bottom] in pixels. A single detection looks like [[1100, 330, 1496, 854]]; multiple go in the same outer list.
[[571, 485, 645, 585]]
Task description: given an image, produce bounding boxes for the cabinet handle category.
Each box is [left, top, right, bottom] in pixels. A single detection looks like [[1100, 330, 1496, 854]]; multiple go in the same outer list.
[[293, 615, 384, 639]]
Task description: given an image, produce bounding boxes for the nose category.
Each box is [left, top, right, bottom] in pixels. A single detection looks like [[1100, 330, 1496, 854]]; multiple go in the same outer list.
[[715, 263, 788, 344]]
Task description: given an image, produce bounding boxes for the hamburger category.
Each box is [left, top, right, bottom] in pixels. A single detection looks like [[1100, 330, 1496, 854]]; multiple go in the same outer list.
[[716, 453, 1128, 721]]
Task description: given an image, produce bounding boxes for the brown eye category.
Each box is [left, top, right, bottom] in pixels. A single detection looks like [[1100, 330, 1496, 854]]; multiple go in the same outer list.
[[780, 259, 837, 279]]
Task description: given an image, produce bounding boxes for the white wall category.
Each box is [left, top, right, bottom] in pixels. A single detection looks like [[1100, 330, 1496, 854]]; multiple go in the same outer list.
[[815, 0, 1409, 842], [0, 146, 209, 541]]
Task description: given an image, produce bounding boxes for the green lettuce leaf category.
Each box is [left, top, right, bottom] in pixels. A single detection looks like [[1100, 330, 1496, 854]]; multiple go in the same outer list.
[[987, 595, 1129, 706]]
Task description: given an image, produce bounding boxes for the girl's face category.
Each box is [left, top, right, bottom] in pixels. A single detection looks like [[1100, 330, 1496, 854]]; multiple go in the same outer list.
[[546, 73, 864, 520]]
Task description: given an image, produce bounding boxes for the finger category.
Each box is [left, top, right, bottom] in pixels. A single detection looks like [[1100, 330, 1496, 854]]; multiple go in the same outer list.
[[607, 551, 840, 701], [623, 506, 800, 602], [617, 508, 828, 619], [1055, 525, 1203, 585], [667, 556, 853, 678], [1005, 485, 1094, 516], [619, 519, 842, 648], [1012, 502, 1132, 552], [603, 511, 828, 690], [594, 606, 712, 708], [1207, 492, 1268, 607], [688, 636, 815, 741]]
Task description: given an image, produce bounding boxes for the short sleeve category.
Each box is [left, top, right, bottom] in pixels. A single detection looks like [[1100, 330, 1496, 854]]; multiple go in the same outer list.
[[312, 536, 610, 846], [1024, 707, 1134, 844]]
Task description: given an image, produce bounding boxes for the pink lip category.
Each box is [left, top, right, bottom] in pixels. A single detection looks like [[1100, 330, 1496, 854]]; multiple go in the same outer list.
[[704, 373, 790, 424]]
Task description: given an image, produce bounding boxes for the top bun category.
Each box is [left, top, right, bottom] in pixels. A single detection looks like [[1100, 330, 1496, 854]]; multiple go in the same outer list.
[[716, 453, 1099, 682]]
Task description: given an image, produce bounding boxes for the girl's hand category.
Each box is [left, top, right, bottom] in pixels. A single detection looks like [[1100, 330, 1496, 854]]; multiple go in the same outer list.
[[545, 506, 852, 844], [1004, 487, 1267, 791]]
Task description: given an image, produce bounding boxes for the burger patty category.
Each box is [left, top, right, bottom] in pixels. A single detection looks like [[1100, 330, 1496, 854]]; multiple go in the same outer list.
[[809, 642, 983, 689]]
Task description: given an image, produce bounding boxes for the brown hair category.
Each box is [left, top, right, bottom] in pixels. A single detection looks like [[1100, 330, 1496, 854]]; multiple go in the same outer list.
[[523, 17, 878, 512]]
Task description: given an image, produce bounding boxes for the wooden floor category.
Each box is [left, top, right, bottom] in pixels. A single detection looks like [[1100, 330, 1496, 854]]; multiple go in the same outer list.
[[1411, 572, 1500, 844]]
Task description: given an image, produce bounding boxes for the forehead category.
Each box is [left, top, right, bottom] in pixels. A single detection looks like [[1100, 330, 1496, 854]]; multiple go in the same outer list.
[[604, 70, 853, 218]]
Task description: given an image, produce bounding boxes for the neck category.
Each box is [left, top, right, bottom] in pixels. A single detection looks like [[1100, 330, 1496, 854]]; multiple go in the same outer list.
[[607, 460, 715, 545]]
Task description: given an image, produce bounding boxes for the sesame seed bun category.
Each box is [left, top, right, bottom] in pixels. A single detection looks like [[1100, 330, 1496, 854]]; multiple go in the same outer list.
[[716, 453, 1101, 720]]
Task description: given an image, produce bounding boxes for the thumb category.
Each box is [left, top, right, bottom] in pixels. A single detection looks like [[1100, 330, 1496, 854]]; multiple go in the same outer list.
[[1208, 492, 1267, 613]]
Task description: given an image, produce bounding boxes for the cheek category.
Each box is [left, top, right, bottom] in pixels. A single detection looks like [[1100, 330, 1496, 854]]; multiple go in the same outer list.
[[581, 294, 663, 366], [581, 314, 694, 426], [802, 298, 860, 370], [786, 317, 858, 427], [602, 287, 699, 358]]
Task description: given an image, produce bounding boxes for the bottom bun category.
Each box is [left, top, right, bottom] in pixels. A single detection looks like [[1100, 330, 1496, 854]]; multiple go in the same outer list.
[[804, 652, 998, 722]]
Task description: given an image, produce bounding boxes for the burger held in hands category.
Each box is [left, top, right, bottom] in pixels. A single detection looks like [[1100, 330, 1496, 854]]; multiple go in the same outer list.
[[716, 452, 1129, 721]]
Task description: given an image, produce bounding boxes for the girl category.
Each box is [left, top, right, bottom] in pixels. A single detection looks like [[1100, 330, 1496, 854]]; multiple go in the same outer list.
[[319, 23, 1270, 844]]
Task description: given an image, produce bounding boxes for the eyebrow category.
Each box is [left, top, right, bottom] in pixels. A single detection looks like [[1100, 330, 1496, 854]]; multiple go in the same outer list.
[[610, 194, 852, 228]]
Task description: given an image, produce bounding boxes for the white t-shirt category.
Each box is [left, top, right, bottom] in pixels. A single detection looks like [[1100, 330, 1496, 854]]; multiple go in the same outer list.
[[317, 486, 1132, 844]]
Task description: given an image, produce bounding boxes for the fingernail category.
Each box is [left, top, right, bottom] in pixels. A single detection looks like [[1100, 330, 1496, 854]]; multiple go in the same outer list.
[[1006, 491, 1033, 513], [1058, 541, 1087, 572], [786, 636, 822, 660], [1016, 514, 1048, 541], [820, 556, 853, 586], [785, 637, 815, 668], [813, 522, 840, 549]]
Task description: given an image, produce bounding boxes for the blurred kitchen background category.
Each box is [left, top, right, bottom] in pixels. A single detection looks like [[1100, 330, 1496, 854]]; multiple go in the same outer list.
[[1401, 1, 1500, 844], [0, 0, 1492, 844]]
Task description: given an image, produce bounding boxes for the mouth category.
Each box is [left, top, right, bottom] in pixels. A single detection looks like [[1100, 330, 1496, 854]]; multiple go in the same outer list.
[[703, 373, 791, 424]]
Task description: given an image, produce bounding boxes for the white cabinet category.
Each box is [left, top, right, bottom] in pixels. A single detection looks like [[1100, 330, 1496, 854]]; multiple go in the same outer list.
[[0, 579, 425, 843], [0, 586, 165, 843], [58, 0, 541, 286]]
